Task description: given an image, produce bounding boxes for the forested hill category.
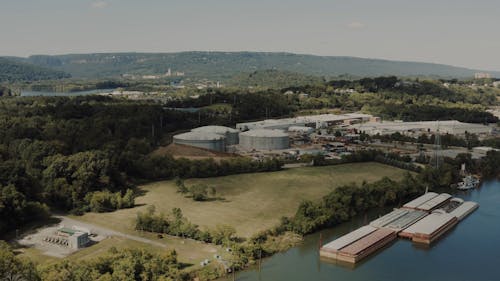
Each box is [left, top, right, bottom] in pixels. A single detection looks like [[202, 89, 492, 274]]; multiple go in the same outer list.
[[0, 57, 70, 82], [10, 52, 500, 79]]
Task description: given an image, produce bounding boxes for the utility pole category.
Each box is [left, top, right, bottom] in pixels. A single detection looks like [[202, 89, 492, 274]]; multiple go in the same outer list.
[[258, 249, 262, 272]]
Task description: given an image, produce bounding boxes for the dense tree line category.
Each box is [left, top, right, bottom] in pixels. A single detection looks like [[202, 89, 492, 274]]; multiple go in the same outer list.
[[0, 96, 281, 236], [0, 86, 14, 96], [85, 189, 135, 213], [308, 148, 419, 172], [129, 155, 283, 180], [275, 149, 500, 236], [167, 89, 296, 121], [364, 131, 500, 149], [135, 206, 237, 245], [0, 58, 70, 82], [167, 77, 498, 124], [0, 241, 184, 281], [278, 174, 424, 235]]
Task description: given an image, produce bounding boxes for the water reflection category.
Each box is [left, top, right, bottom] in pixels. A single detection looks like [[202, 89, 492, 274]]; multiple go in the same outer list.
[[233, 180, 500, 281]]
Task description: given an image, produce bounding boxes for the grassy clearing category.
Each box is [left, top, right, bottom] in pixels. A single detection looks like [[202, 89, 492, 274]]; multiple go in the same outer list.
[[75, 162, 410, 238], [17, 235, 219, 267]]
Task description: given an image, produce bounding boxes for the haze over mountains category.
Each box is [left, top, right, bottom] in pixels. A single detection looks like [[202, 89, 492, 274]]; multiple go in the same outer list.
[[1, 51, 499, 82]]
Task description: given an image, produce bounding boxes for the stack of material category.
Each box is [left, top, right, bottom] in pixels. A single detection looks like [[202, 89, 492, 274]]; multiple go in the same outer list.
[[320, 226, 396, 263], [399, 211, 458, 244], [415, 193, 452, 211], [402, 192, 439, 209], [335, 228, 396, 263], [449, 201, 479, 221]]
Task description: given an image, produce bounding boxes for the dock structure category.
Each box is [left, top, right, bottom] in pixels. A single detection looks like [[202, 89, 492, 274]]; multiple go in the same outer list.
[[369, 209, 409, 228], [320, 226, 377, 260], [399, 211, 458, 244], [383, 210, 428, 232], [414, 193, 452, 211], [448, 201, 479, 221], [320, 193, 479, 263], [320, 226, 396, 263], [402, 192, 439, 209], [334, 228, 396, 263]]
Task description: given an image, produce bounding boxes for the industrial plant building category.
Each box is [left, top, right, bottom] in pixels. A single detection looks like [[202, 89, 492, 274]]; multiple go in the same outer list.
[[173, 131, 226, 152], [239, 129, 290, 151], [43, 227, 90, 250], [349, 120, 492, 137], [172, 113, 494, 154], [172, 125, 240, 152], [191, 125, 240, 145], [236, 113, 373, 131], [173, 125, 291, 152]]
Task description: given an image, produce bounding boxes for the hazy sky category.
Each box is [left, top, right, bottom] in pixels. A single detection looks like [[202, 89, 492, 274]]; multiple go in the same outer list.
[[1, 0, 499, 70]]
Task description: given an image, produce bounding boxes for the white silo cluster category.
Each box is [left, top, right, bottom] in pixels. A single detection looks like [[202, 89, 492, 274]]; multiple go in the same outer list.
[[173, 125, 240, 152], [239, 129, 290, 151]]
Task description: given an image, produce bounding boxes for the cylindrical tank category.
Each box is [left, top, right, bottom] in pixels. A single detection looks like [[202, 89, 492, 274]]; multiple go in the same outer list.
[[239, 129, 289, 151], [173, 131, 226, 152], [191, 125, 239, 145]]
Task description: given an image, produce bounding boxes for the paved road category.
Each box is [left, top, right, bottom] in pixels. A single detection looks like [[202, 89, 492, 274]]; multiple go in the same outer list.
[[55, 216, 167, 248]]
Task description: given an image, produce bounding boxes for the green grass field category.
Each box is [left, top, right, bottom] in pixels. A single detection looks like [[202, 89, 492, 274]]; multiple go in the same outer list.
[[18, 235, 220, 267], [17, 237, 162, 265], [76, 162, 410, 238]]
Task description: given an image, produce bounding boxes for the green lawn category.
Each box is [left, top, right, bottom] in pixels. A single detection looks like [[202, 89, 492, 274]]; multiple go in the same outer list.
[[18, 235, 220, 267], [76, 162, 410, 238]]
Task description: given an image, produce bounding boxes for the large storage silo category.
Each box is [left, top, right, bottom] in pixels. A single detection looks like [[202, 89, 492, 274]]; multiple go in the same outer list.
[[191, 125, 240, 145], [239, 129, 289, 151], [173, 131, 226, 152]]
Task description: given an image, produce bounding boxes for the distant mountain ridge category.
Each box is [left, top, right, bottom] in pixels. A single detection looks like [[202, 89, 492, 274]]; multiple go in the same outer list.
[[0, 57, 70, 82], [4, 52, 500, 80]]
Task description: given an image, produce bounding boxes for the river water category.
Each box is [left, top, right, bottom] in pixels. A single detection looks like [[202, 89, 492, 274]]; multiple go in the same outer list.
[[231, 180, 500, 281]]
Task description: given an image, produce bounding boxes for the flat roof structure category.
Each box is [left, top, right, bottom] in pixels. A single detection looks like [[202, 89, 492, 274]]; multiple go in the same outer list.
[[236, 113, 373, 131], [335, 228, 397, 263], [321, 225, 377, 252], [403, 192, 439, 209], [340, 228, 395, 256], [415, 193, 452, 211], [449, 201, 479, 221], [321, 194, 479, 263], [369, 209, 409, 228], [58, 228, 77, 235], [399, 211, 458, 244], [384, 210, 428, 232], [350, 120, 492, 136]]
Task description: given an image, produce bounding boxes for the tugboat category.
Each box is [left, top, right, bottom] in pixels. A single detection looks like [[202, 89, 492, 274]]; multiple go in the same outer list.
[[456, 175, 480, 190]]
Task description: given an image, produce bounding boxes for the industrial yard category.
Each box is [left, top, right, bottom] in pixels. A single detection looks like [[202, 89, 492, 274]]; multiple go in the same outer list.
[[170, 113, 498, 163], [320, 192, 479, 264]]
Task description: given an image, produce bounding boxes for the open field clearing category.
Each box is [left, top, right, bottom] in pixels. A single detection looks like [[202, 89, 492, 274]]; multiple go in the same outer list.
[[18, 233, 220, 267], [75, 162, 410, 238]]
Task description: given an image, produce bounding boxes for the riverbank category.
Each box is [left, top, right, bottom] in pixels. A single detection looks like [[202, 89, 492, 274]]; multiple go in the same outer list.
[[230, 180, 500, 281]]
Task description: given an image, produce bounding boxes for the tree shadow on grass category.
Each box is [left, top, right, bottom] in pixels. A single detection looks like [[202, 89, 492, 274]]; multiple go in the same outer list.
[[178, 262, 194, 269], [184, 196, 229, 202], [3, 217, 62, 242], [134, 188, 148, 197]]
